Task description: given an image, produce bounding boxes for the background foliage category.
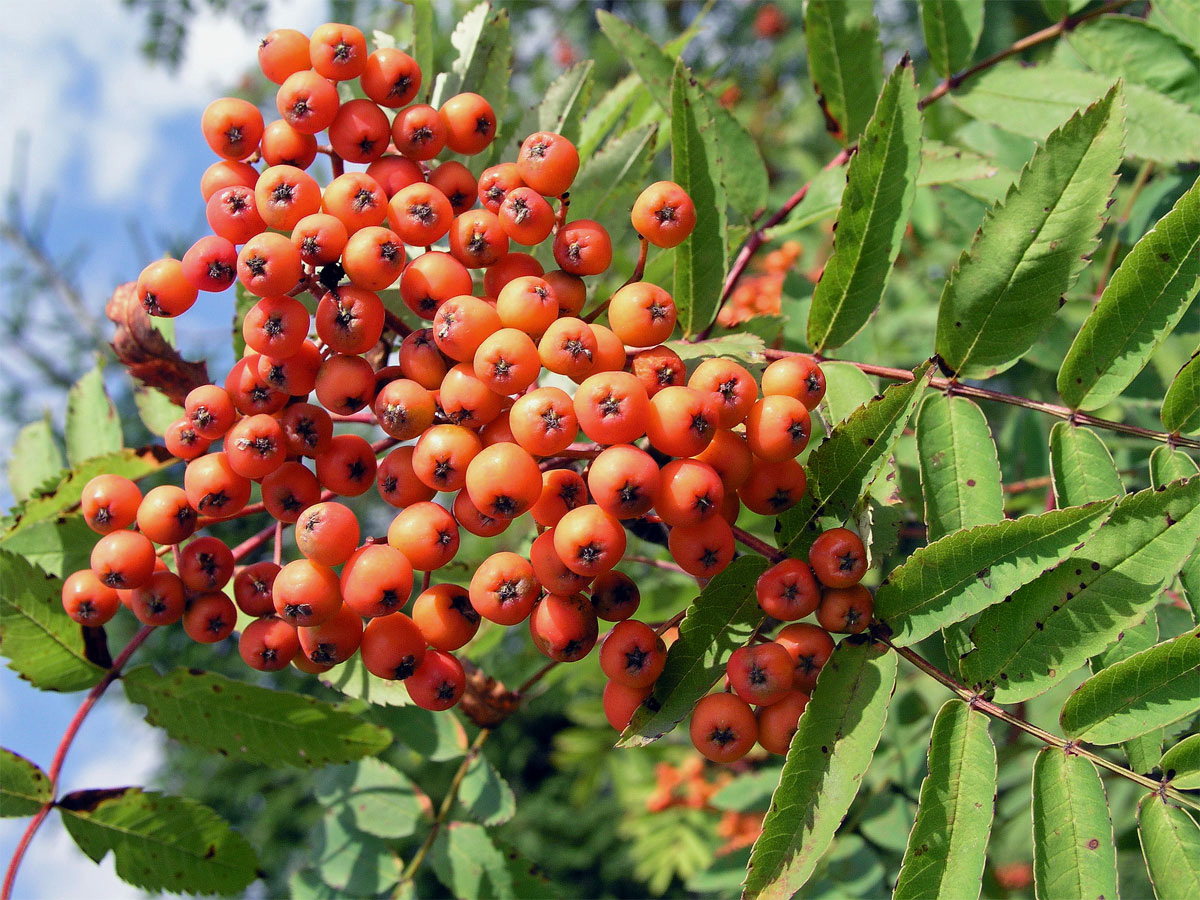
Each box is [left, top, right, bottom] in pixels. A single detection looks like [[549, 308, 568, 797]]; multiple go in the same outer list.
[[1, 1, 1198, 898]]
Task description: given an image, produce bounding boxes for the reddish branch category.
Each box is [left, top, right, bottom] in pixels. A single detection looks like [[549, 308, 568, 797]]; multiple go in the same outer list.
[[2, 625, 155, 900]]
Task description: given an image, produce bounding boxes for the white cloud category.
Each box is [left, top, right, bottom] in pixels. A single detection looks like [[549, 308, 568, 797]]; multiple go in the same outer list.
[[0, 0, 326, 207]]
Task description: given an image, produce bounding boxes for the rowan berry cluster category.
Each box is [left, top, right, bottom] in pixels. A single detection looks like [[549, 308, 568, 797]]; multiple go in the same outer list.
[[59, 22, 873, 753]]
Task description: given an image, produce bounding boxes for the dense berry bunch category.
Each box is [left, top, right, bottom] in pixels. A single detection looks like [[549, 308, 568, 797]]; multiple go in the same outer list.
[[62, 22, 872, 759]]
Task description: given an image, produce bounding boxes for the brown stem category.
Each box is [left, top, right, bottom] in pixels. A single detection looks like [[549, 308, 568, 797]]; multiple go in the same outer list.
[[2, 625, 155, 900], [918, 0, 1135, 109], [330, 151, 345, 179], [732, 525, 786, 564], [762, 348, 1200, 450], [714, 0, 1133, 326], [1092, 160, 1154, 300], [395, 729, 491, 895], [883, 639, 1199, 812]]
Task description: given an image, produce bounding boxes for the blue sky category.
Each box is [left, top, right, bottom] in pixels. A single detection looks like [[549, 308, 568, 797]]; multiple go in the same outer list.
[[0, 2, 325, 896]]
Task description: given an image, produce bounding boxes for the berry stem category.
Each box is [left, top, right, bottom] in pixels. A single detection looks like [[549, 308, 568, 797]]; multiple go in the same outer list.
[[759, 349, 1200, 450], [584, 235, 648, 324], [395, 728, 492, 895], [881, 636, 1200, 812], [712, 0, 1134, 329], [1, 625, 155, 900]]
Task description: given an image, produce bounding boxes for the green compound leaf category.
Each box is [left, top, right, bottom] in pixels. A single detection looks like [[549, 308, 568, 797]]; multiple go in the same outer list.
[[1032, 749, 1118, 900], [671, 60, 728, 337], [1138, 794, 1200, 900], [2, 446, 175, 539], [0, 550, 105, 693], [1161, 734, 1200, 789], [1059, 175, 1200, 411], [743, 638, 897, 900], [1067, 15, 1200, 110], [123, 666, 392, 768], [918, 140, 1001, 188], [318, 655, 413, 707], [875, 499, 1112, 647], [954, 62, 1200, 165], [894, 700, 995, 900], [919, 0, 983, 77], [593, 10, 766, 221], [431, 821, 513, 900], [961, 477, 1200, 702], [431, 3, 511, 113], [0, 748, 53, 817], [310, 806, 402, 897], [803, 0, 883, 145], [780, 362, 932, 554], [618, 555, 767, 748], [1149, 445, 1200, 616], [8, 417, 63, 505], [313, 758, 427, 840], [569, 124, 658, 232], [456, 752, 516, 827], [1162, 344, 1200, 434], [65, 367, 123, 466], [1087, 611, 1163, 774], [59, 787, 258, 896], [0, 516, 96, 579], [527, 59, 593, 145], [1151, 0, 1200, 55], [915, 393, 1004, 542], [577, 73, 641, 159], [1049, 422, 1124, 507], [936, 83, 1124, 379], [808, 57, 922, 353], [1060, 625, 1200, 744]]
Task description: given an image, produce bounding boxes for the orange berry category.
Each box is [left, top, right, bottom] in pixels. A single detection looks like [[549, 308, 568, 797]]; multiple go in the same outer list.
[[531, 468, 587, 528], [600, 620, 666, 688], [276, 69, 341, 135], [517, 131, 579, 196], [439, 92, 497, 155], [361, 48, 421, 107], [761, 356, 826, 410], [645, 386, 719, 457], [82, 474, 142, 535], [809, 527, 867, 588], [469, 551, 540, 626], [727, 643, 794, 706], [604, 679, 651, 731], [233, 562, 280, 617], [553, 505, 626, 577], [342, 226, 406, 291], [298, 602, 363, 665], [329, 98, 390, 163], [590, 570, 641, 622], [817, 584, 873, 633], [428, 161, 478, 216], [757, 690, 810, 755], [377, 445, 437, 508], [201, 97, 264, 161], [261, 119, 318, 169], [360, 613, 426, 679], [631, 346, 685, 397], [412, 424, 483, 493], [690, 693, 757, 763], [413, 583, 480, 651], [498, 187, 555, 246], [587, 444, 660, 519], [473, 328, 542, 395], [391, 104, 447, 160], [432, 294, 502, 361], [656, 459, 724, 527], [406, 649, 465, 710], [387, 501, 460, 571], [529, 592, 598, 662], [309, 23, 367, 81], [183, 592, 238, 644], [321, 172, 388, 233], [294, 501, 360, 567], [756, 558, 820, 621], [258, 28, 312, 85], [553, 219, 611, 276], [314, 433, 377, 497], [775, 623, 835, 693], [668, 517, 735, 578], [738, 459, 807, 516], [237, 231, 304, 295], [538, 317, 598, 380], [573, 371, 650, 445], [273, 559, 342, 628], [631, 181, 696, 248], [136, 258, 198, 318], [607, 282, 676, 347], [62, 570, 120, 625], [465, 442, 542, 520], [508, 386, 578, 456], [689, 358, 757, 429], [529, 529, 592, 596], [239, 616, 300, 671]]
